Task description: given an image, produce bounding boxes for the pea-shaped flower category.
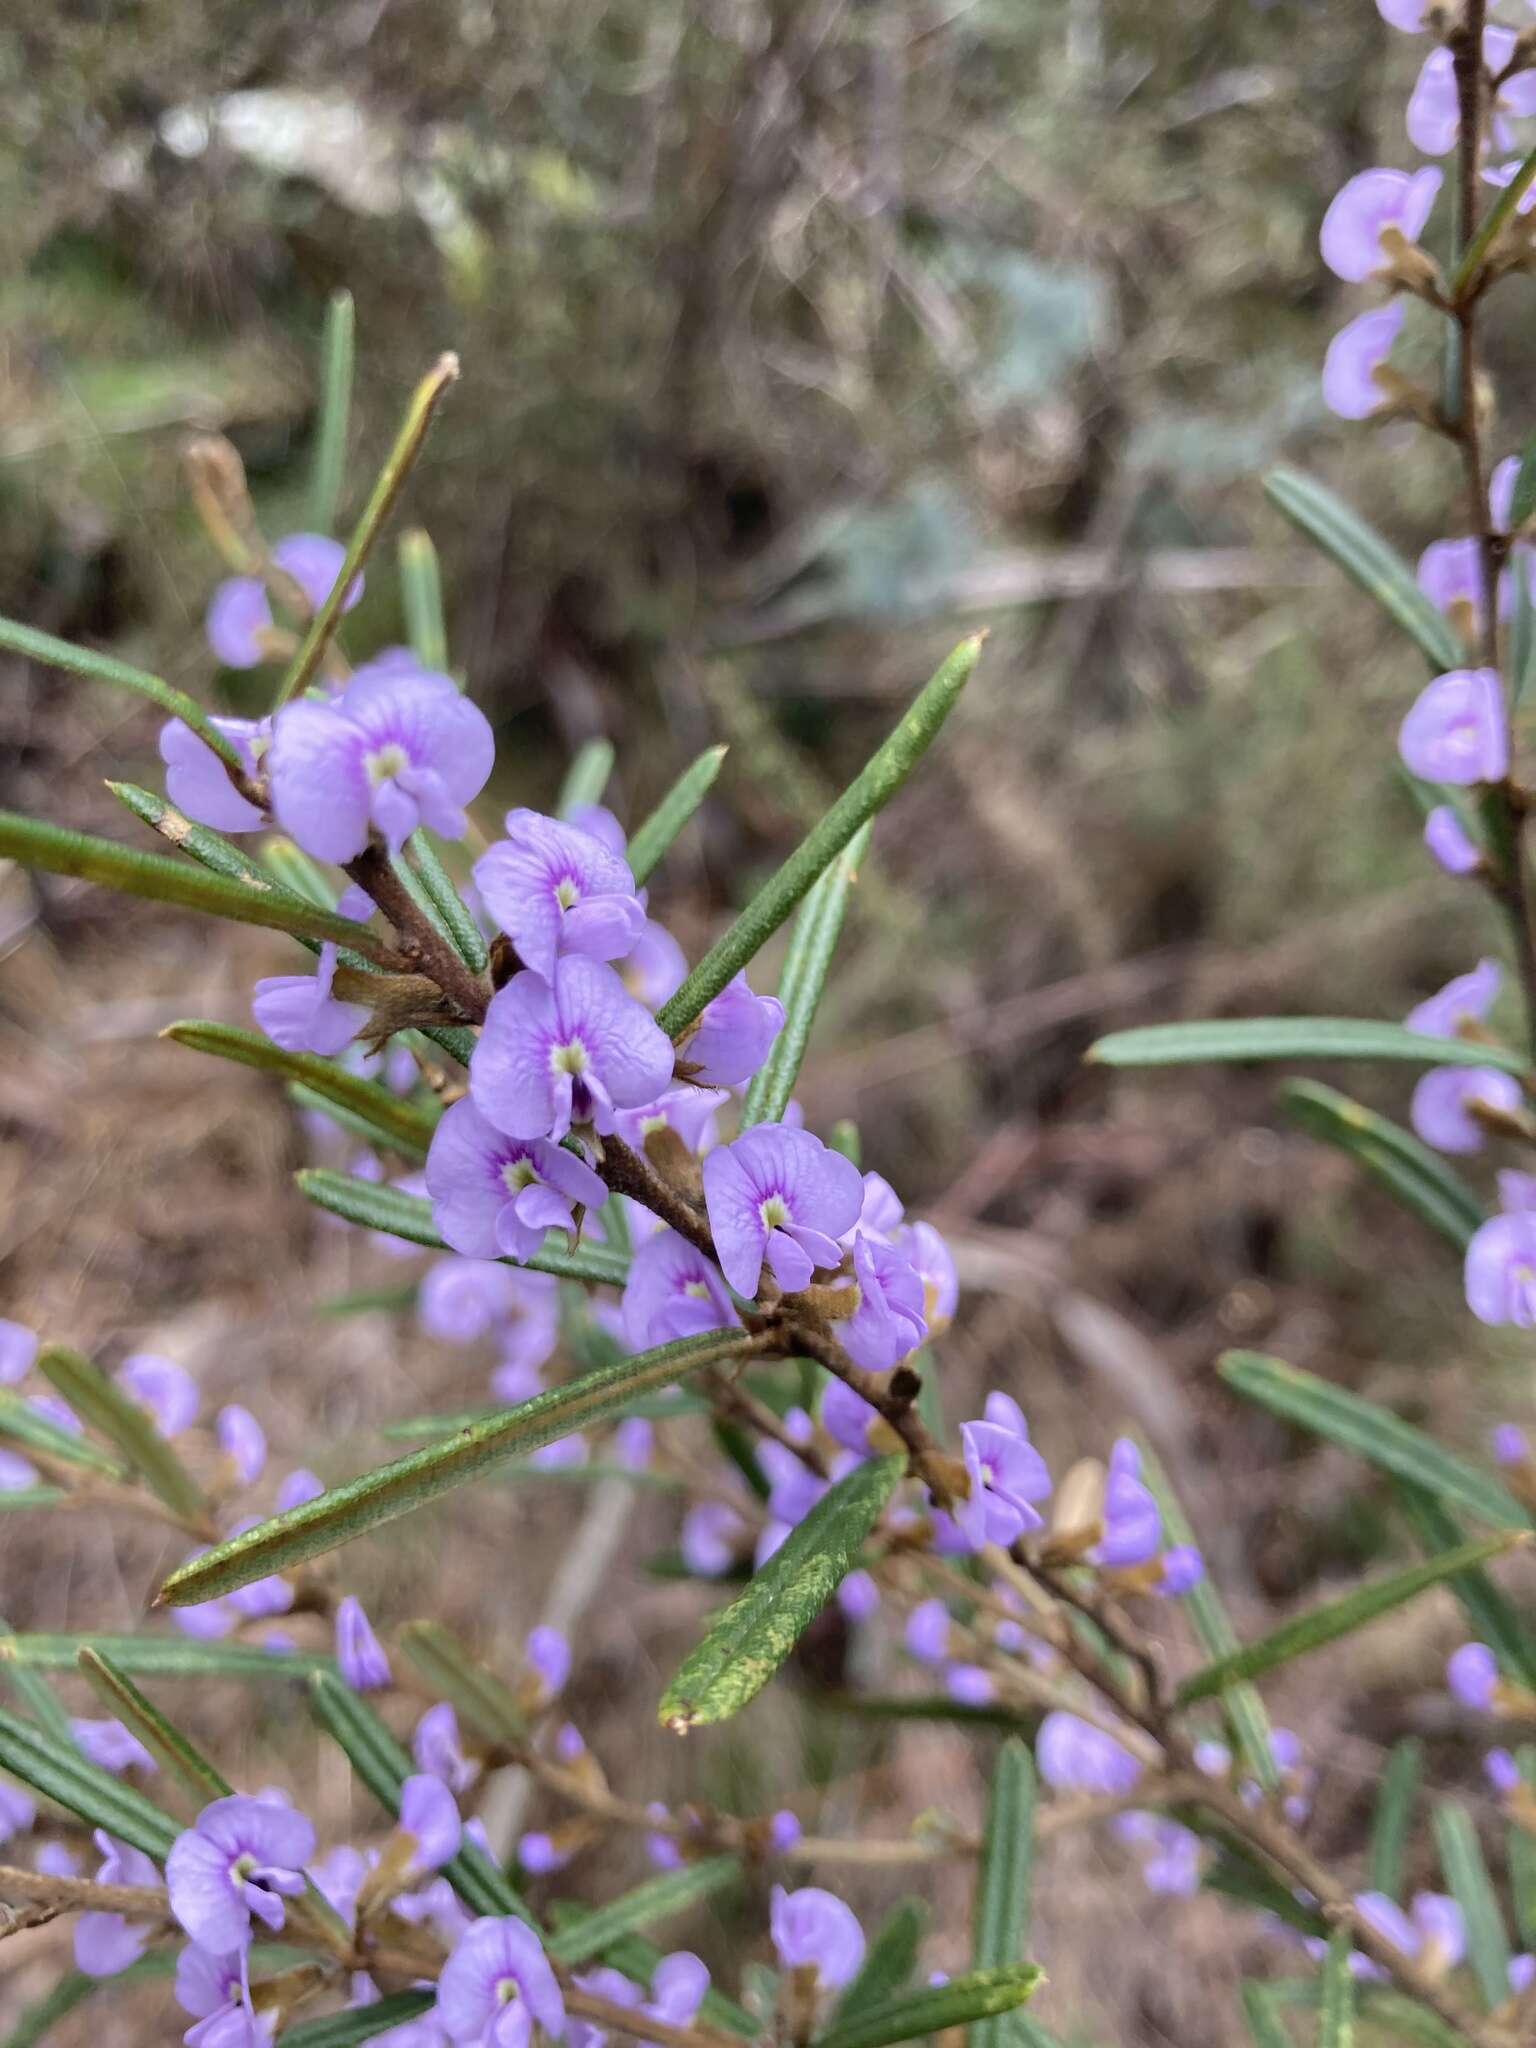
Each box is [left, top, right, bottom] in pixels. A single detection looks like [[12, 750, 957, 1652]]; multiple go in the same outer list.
[[165, 1792, 316, 1952], [434, 1915, 565, 2047], [473, 810, 646, 981], [955, 1392, 1052, 1551], [426, 1096, 608, 1261], [471, 958, 674, 1142], [701, 1124, 864, 1297], [621, 1227, 738, 1348], [1319, 167, 1441, 282], [681, 971, 784, 1087], [206, 533, 362, 668], [1398, 668, 1509, 785], [769, 1884, 866, 1989], [1036, 1710, 1142, 1795], [159, 714, 269, 832]]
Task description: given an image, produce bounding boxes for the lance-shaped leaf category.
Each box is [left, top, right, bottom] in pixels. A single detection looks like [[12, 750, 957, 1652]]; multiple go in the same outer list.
[[743, 823, 871, 1128], [835, 1901, 926, 2025], [813, 1968, 1042, 2048], [970, 1739, 1036, 2048], [1368, 1739, 1422, 1903], [295, 1166, 630, 1283], [77, 1647, 231, 1806], [1175, 1531, 1523, 1704], [381, 1386, 712, 1441], [1432, 1800, 1510, 2009], [558, 738, 617, 818], [1393, 1483, 1536, 1690], [109, 781, 284, 897], [0, 1619, 68, 1740], [400, 527, 448, 673], [0, 1391, 124, 1479], [308, 1671, 531, 1923], [1319, 1932, 1355, 2048], [308, 288, 355, 535], [0, 1704, 177, 1858], [1239, 1982, 1295, 2048], [163, 1021, 438, 1158], [1262, 469, 1465, 673], [0, 617, 245, 769], [627, 745, 730, 887], [0, 1486, 65, 1512], [1453, 141, 1536, 299], [396, 1619, 527, 1744], [0, 1632, 332, 1680], [659, 1455, 902, 1731], [38, 1346, 206, 1524], [657, 637, 981, 1034], [1279, 1080, 1485, 1251], [312, 1281, 419, 1319], [1090, 1017, 1526, 1076], [0, 811, 401, 965], [159, 1329, 760, 1605], [406, 832, 488, 972], [281, 1994, 436, 2048], [1511, 1747, 1536, 1950], [1220, 1352, 1531, 1532], [1201, 1835, 1326, 1939], [547, 1856, 741, 1964]]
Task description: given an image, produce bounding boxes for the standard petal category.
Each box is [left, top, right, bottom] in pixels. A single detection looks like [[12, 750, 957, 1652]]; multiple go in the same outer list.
[[554, 956, 674, 1109], [269, 701, 372, 863], [472, 975, 560, 1138], [701, 1144, 768, 1296]]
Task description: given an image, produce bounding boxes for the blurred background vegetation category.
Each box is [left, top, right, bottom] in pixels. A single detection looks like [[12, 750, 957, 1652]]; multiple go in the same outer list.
[[5, 2, 1536, 2041]]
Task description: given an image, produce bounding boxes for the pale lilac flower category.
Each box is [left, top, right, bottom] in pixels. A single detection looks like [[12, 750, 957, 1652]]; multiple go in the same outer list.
[[1115, 1813, 1202, 1896], [1492, 455, 1524, 533], [1319, 168, 1441, 280], [0, 1319, 38, 1383], [821, 1376, 883, 1457], [426, 1098, 607, 1262], [565, 1966, 638, 2048], [906, 1598, 951, 1664], [1375, 0, 1433, 30], [400, 1773, 462, 1873], [1157, 1545, 1205, 1596], [1410, 1066, 1522, 1153], [1036, 1711, 1142, 1795], [277, 1468, 324, 1510], [414, 1703, 479, 1794], [0, 1448, 39, 1490], [472, 959, 674, 1143], [841, 1234, 927, 1371], [419, 1257, 526, 1344], [1091, 1439, 1162, 1569], [1424, 806, 1480, 875], [159, 715, 269, 832], [0, 1782, 35, 1842], [769, 1811, 803, 1853], [611, 1085, 726, 1158], [473, 811, 645, 981], [166, 1793, 315, 1952], [613, 1417, 653, 1469], [168, 1548, 237, 1641], [682, 973, 784, 1087], [435, 1914, 565, 2047], [74, 1829, 159, 1977], [269, 661, 494, 862], [1322, 305, 1405, 421], [313, 1842, 371, 1921], [702, 1124, 865, 1296], [622, 1229, 738, 1349], [769, 1885, 866, 1989], [1493, 1423, 1531, 1464], [28, 1393, 80, 1434], [946, 1663, 995, 1706], [1406, 958, 1501, 1038], [1352, 1891, 1464, 1979], [116, 1353, 199, 1436], [252, 942, 370, 1057], [1512, 1954, 1536, 1994], [564, 803, 626, 856], [1408, 32, 1536, 157], [1417, 535, 1492, 624], [206, 535, 362, 668], [176, 1941, 274, 2048], [489, 1277, 561, 1397], [70, 1718, 155, 1776], [839, 1568, 879, 1623], [643, 1951, 711, 2040], [620, 921, 690, 1010], [34, 1843, 79, 1876], [526, 1626, 570, 1698], [955, 1392, 1052, 1551], [1467, 1209, 1536, 1326], [1399, 669, 1509, 785], [393, 1874, 473, 1954], [529, 1433, 588, 1471], [680, 1501, 745, 1576], [217, 1405, 267, 1485], [554, 1722, 585, 1763], [337, 1596, 392, 1691], [895, 1220, 959, 1327], [646, 1803, 684, 1871], [1448, 1641, 1498, 1710], [1486, 1748, 1522, 1796]]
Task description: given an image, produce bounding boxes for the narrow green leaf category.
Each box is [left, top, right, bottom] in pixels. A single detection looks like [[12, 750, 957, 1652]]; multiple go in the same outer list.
[[659, 1455, 902, 1730], [0, 1704, 177, 1858], [1240, 1982, 1295, 2048], [1393, 1483, 1536, 1690], [0, 1619, 68, 1740], [971, 1739, 1036, 2048], [164, 1021, 437, 1157], [0, 1391, 124, 1478], [1, 1953, 177, 2048], [1514, 537, 1536, 709], [1090, 1017, 1526, 1076], [262, 837, 338, 909], [548, 1856, 741, 1963], [159, 1330, 758, 1604], [406, 832, 488, 972], [294, 1167, 628, 1282], [396, 1619, 527, 1744], [0, 810, 401, 964], [1220, 1353, 1531, 1531], [1262, 468, 1465, 673], [281, 1994, 435, 2048], [828, 1119, 861, 1165], [1453, 144, 1536, 298], [836, 1901, 926, 2025], [0, 616, 245, 769], [38, 1346, 206, 1523], [813, 1968, 1042, 2048], [308, 288, 355, 535], [77, 1646, 231, 1804], [819, 1693, 1043, 1734], [399, 528, 448, 673], [311, 1281, 419, 1318], [0, 1487, 65, 1510], [1176, 1532, 1521, 1704], [308, 1671, 532, 1923], [1266, 1978, 1475, 2048], [558, 739, 617, 818], [1509, 1746, 1536, 1948], [1278, 1080, 1484, 1251], [658, 637, 981, 1035], [1432, 1800, 1510, 2008], [288, 1082, 416, 1157], [0, 1632, 332, 1679], [627, 746, 729, 887], [742, 823, 870, 1127], [1319, 1929, 1354, 2048], [546, 1909, 759, 2036], [108, 781, 286, 898], [1368, 1739, 1422, 1902], [1201, 1839, 1326, 1938], [381, 1386, 711, 1440]]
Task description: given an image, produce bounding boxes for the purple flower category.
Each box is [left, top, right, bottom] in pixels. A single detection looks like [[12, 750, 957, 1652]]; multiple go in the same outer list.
[[1036, 1711, 1142, 1795], [269, 661, 494, 862], [946, 1663, 996, 1706], [419, 1257, 525, 1345], [702, 1125, 864, 1297], [1447, 1641, 1498, 1711], [1410, 1066, 1522, 1153], [1157, 1545, 1205, 1597], [116, 1353, 199, 1436], [619, 922, 690, 1010], [526, 1625, 570, 1698], [1319, 168, 1441, 280], [1417, 536, 1489, 624], [622, 1229, 738, 1349], [564, 803, 626, 856], [472, 959, 674, 1143], [839, 1567, 879, 1622], [895, 1220, 958, 1328], [473, 811, 645, 981], [955, 1392, 1052, 1551], [1406, 959, 1501, 1038], [400, 1772, 462, 1873], [426, 1098, 608, 1263], [28, 1393, 80, 1434], [1399, 669, 1509, 785], [252, 941, 370, 1057], [1514, 1955, 1536, 1995], [222, 1516, 294, 1621], [1353, 1891, 1465, 1979], [414, 1703, 479, 1794], [610, 1085, 726, 1158], [313, 1842, 371, 1921], [1375, 0, 1430, 26], [337, 1596, 392, 1691], [821, 1376, 883, 1458], [166, 1793, 315, 1952], [682, 973, 784, 1087], [35, 1843, 79, 1876], [435, 1915, 565, 2047], [643, 1951, 711, 2040], [1424, 806, 1480, 875], [613, 1416, 653, 1469], [769, 1810, 803, 1853], [769, 1884, 866, 1989], [74, 1829, 160, 1977], [70, 1718, 156, 1776], [159, 715, 269, 832], [646, 1803, 684, 1871], [840, 1235, 927, 1372], [517, 1831, 570, 1875], [206, 534, 362, 668], [0, 1318, 38, 1383], [175, 1942, 274, 2047], [217, 1405, 267, 1486], [0, 1447, 38, 1490], [277, 1468, 325, 1510], [680, 1501, 746, 1576], [1487, 1748, 1522, 1796], [1322, 305, 1405, 421], [1494, 1423, 1531, 1465], [905, 1598, 951, 1664], [1408, 31, 1536, 157], [0, 1781, 35, 1842], [1116, 1813, 1202, 1896], [1091, 1439, 1162, 1569], [566, 1966, 638, 2048]]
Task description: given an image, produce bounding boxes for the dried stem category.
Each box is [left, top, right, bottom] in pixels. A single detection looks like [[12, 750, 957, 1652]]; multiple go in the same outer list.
[[0, 1865, 169, 1919], [346, 843, 490, 1023]]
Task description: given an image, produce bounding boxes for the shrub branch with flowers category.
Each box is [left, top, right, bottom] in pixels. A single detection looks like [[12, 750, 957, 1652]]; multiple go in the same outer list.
[[12, 25, 1536, 2031]]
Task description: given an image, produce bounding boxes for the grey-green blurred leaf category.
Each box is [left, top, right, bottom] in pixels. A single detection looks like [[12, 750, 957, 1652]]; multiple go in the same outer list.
[[0, 1392, 125, 1478], [1, 1953, 176, 2048], [1393, 1483, 1536, 1689], [547, 1856, 741, 1963], [0, 1632, 332, 1679], [400, 528, 448, 673], [659, 1456, 902, 1730], [0, 1486, 66, 1510], [657, 637, 981, 1034], [558, 739, 616, 818], [1279, 1081, 1484, 1251], [971, 1738, 1036, 2048], [281, 1993, 436, 2048], [0, 1619, 69, 1740], [1433, 1800, 1509, 2008], [381, 1387, 711, 1441], [0, 617, 246, 769], [1510, 1746, 1536, 1948], [1240, 1982, 1294, 2048], [836, 1901, 926, 2025], [396, 1619, 527, 1744], [1368, 1739, 1422, 1903], [813, 1968, 1042, 2048], [1319, 1929, 1354, 2048], [308, 289, 355, 535], [627, 746, 729, 887], [1090, 1018, 1524, 1076], [1263, 469, 1465, 673], [38, 1346, 206, 1523], [159, 1329, 757, 1604], [165, 1021, 438, 1158], [77, 1646, 231, 1806], [0, 1704, 177, 1858], [311, 1282, 419, 1318], [1453, 146, 1536, 298], [406, 832, 488, 972]]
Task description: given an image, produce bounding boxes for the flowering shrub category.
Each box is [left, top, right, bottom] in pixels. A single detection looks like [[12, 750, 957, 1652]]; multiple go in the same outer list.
[[8, 18, 1536, 2032]]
